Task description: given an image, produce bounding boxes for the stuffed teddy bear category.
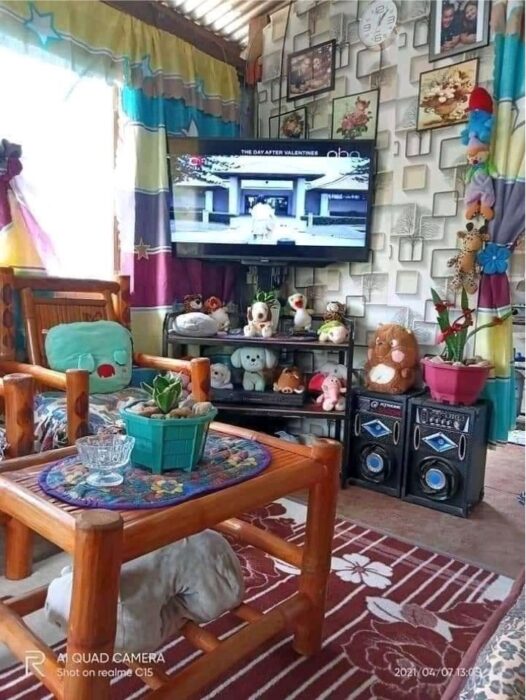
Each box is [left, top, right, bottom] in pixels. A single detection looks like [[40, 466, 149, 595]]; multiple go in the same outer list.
[[204, 297, 230, 332], [244, 300, 274, 338], [317, 320, 349, 344], [323, 301, 346, 324], [210, 363, 233, 390], [447, 222, 490, 294], [230, 347, 278, 391], [316, 375, 346, 411], [364, 324, 419, 394], [183, 294, 203, 313], [288, 293, 312, 332], [273, 367, 305, 394]]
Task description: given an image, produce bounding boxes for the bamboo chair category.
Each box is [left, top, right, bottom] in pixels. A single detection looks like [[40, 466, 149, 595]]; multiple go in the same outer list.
[[0, 373, 35, 458], [0, 267, 210, 446]]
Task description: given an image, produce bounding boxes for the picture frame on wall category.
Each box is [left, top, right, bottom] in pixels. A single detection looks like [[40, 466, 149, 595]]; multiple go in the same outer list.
[[417, 58, 479, 131], [429, 0, 491, 62], [269, 108, 308, 139], [331, 89, 379, 140], [286, 40, 336, 101]]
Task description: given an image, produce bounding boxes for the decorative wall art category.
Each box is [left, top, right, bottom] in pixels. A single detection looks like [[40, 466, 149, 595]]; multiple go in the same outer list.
[[331, 89, 379, 139], [429, 0, 491, 62], [269, 108, 308, 139], [286, 40, 336, 100], [417, 58, 479, 130]]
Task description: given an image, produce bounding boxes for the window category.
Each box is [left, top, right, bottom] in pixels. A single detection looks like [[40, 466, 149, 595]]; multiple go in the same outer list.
[[0, 46, 115, 279]]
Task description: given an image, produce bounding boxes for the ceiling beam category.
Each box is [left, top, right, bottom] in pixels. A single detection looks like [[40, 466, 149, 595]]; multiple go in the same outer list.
[[103, 1, 245, 73]]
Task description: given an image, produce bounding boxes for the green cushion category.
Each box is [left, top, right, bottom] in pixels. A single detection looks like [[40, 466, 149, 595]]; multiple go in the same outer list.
[[45, 321, 132, 394]]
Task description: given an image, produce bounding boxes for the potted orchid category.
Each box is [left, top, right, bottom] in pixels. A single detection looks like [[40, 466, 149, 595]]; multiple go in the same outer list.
[[421, 288, 512, 405]]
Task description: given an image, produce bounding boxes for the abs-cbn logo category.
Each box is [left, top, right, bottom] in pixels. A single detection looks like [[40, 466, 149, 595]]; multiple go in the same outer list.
[[327, 148, 361, 158]]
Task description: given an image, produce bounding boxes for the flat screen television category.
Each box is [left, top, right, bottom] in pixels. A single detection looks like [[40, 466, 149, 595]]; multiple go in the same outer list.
[[169, 138, 375, 263]]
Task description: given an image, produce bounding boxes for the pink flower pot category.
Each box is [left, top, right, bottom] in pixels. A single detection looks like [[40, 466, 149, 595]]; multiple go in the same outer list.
[[421, 358, 492, 406]]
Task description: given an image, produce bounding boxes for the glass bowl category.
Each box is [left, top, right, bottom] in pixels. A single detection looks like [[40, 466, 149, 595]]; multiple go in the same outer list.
[[76, 434, 135, 487]]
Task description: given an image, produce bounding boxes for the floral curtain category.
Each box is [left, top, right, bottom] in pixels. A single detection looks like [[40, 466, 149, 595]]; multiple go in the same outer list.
[[477, 0, 525, 443], [0, 0, 240, 353]]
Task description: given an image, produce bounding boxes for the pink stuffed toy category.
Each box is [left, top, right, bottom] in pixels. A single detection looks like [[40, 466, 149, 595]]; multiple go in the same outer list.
[[316, 375, 346, 412]]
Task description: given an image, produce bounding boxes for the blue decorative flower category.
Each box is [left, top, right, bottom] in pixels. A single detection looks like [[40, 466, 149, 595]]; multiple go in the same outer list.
[[477, 243, 511, 274]]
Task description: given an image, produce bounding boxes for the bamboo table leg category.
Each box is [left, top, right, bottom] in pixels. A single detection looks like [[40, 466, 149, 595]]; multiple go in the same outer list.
[[293, 441, 340, 656], [64, 510, 123, 700], [5, 518, 33, 580]]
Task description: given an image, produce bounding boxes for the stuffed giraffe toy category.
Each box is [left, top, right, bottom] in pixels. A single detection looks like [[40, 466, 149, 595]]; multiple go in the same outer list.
[[447, 222, 490, 295]]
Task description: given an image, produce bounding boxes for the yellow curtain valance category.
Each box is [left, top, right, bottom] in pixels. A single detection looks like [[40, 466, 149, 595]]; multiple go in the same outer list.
[[0, 1, 240, 111]]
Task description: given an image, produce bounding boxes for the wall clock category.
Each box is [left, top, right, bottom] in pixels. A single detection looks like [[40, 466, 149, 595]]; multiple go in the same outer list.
[[359, 0, 398, 49]]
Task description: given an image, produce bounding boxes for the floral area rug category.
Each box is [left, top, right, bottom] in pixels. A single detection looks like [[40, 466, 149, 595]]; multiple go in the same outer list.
[[0, 499, 513, 699]]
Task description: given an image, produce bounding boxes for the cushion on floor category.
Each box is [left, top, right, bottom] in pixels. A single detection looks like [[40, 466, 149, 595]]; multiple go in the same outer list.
[[45, 530, 245, 653]]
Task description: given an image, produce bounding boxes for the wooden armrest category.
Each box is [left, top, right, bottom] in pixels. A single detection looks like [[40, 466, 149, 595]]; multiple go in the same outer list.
[[133, 354, 211, 402], [0, 362, 89, 446], [0, 361, 68, 390]]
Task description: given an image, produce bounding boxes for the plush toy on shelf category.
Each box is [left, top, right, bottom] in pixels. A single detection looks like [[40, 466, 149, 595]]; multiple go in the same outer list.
[[172, 312, 218, 337], [210, 363, 233, 390], [244, 300, 274, 338], [273, 367, 305, 394], [316, 375, 346, 412], [323, 301, 346, 324], [364, 324, 420, 394], [447, 222, 490, 294], [204, 297, 230, 332], [308, 361, 347, 392], [317, 320, 349, 344], [230, 347, 278, 391], [183, 294, 203, 313], [288, 293, 312, 332]]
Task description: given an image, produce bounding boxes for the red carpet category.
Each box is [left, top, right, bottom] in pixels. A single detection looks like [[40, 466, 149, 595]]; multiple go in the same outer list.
[[0, 499, 512, 699]]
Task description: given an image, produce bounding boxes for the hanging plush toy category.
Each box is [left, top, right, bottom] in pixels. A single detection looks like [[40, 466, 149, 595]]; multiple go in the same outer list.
[[460, 87, 494, 145], [447, 222, 490, 294], [462, 87, 495, 221]]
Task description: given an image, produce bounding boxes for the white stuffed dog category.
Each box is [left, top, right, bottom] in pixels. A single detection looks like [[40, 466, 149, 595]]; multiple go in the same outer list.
[[210, 363, 233, 390], [244, 301, 274, 338], [230, 347, 278, 391]]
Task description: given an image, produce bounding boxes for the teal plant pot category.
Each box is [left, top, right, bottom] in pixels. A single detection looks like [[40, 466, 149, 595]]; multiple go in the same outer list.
[[120, 406, 217, 474]]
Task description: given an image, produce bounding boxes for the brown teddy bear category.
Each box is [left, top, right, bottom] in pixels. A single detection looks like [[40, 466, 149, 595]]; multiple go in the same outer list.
[[364, 324, 420, 394]]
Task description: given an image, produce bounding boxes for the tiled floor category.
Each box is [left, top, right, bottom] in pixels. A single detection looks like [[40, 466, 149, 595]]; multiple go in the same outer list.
[[307, 442, 525, 579]]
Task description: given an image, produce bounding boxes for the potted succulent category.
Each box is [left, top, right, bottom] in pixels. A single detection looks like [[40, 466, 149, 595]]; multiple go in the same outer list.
[[421, 288, 512, 405], [254, 289, 281, 332], [120, 373, 217, 473]]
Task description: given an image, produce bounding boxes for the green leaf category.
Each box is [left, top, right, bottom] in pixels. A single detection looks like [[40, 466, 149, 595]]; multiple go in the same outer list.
[[460, 287, 469, 312], [141, 382, 154, 396]]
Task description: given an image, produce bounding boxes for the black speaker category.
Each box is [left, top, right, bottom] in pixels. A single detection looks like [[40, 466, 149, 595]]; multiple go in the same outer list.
[[345, 388, 423, 496], [402, 396, 490, 517]]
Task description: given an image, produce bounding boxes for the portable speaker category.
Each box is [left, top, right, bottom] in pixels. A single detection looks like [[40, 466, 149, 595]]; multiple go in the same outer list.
[[345, 388, 423, 497], [402, 396, 490, 517]]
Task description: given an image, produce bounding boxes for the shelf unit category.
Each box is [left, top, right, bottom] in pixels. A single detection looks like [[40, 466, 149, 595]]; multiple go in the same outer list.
[[163, 313, 355, 477]]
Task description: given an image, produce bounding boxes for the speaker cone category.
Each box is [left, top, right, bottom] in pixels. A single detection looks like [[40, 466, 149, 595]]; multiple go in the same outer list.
[[359, 445, 391, 483], [418, 458, 460, 501]]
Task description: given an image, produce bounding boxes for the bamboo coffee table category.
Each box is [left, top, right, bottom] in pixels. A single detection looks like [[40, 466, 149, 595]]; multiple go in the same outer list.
[[0, 422, 340, 700]]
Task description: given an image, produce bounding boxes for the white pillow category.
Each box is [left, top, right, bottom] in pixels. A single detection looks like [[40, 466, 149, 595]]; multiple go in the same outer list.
[[173, 312, 218, 337]]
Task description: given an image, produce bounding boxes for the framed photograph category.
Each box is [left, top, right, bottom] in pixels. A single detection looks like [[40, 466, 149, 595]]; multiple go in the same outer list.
[[269, 108, 308, 139], [286, 40, 336, 101], [429, 0, 491, 62], [417, 58, 479, 131], [331, 89, 379, 140]]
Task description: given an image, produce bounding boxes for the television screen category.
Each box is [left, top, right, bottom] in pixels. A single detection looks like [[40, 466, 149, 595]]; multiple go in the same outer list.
[[169, 139, 375, 263]]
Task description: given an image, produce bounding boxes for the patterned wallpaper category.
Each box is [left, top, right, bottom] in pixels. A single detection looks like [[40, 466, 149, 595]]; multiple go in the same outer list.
[[256, 0, 525, 365]]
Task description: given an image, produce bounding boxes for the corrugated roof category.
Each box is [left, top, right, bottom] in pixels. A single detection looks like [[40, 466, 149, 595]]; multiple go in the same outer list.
[[159, 0, 288, 46]]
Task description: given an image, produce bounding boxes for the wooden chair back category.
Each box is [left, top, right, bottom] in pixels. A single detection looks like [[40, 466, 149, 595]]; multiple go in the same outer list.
[[0, 268, 130, 366]]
